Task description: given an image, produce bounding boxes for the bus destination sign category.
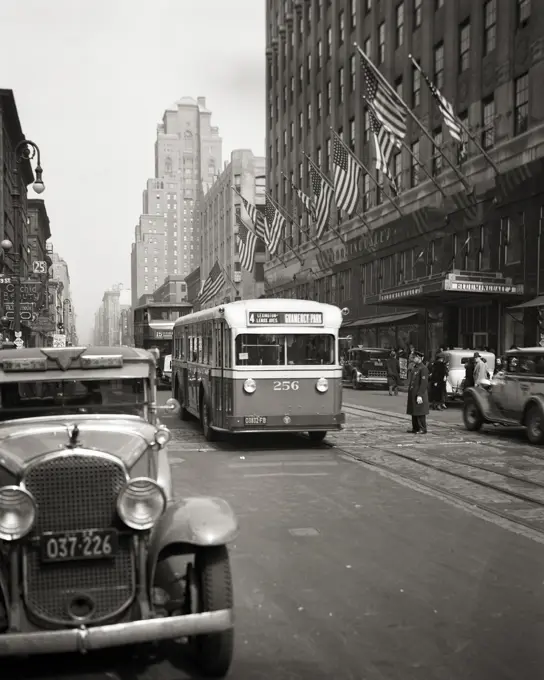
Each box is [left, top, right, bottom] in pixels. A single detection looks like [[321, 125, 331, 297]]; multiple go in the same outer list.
[[248, 312, 323, 325]]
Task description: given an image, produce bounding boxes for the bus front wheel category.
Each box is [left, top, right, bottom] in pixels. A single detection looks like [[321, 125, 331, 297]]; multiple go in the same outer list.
[[201, 398, 217, 442], [177, 384, 190, 421], [308, 431, 327, 444]]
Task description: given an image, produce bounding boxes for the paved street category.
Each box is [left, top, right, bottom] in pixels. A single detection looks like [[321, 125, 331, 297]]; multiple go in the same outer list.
[[11, 390, 544, 680]]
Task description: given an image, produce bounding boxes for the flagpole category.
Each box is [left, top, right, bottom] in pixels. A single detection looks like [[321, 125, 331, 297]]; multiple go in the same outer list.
[[361, 95, 447, 200], [218, 262, 240, 299], [409, 55, 500, 176], [330, 128, 403, 220], [303, 152, 348, 245], [264, 192, 304, 264], [445, 234, 471, 272], [355, 43, 472, 193]]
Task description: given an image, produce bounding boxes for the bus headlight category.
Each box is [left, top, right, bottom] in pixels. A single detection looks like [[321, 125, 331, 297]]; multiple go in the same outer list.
[[243, 378, 257, 394], [0, 486, 36, 541], [117, 478, 166, 530], [316, 377, 329, 393]]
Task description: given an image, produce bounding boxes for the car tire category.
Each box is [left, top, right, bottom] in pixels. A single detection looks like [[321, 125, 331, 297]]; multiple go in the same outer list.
[[351, 374, 359, 390], [463, 398, 483, 431], [526, 406, 544, 445], [308, 430, 327, 444], [201, 398, 217, 442], [191, 546, 234, 678]]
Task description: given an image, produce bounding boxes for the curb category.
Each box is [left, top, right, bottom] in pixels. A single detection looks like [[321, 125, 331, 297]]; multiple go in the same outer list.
[[343, 402, 457, 429]]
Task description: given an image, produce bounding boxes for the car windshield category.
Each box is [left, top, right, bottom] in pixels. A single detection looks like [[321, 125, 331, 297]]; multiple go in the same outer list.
[[350, 350, 389, 365], [235, 334, 335, 366], [0, 378, 147, 420]]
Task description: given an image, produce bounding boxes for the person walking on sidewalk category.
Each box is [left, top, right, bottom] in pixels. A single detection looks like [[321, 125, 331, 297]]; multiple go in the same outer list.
[[406, 351, 429, 434], [386, 350, 400, 396], [430, 354, 448, 410]]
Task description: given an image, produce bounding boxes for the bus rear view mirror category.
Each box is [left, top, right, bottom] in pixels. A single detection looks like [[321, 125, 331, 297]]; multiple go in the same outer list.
[[158, 398, 181, 415]]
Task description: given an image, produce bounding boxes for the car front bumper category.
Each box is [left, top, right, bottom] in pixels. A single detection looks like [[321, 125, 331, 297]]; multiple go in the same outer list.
[[0, 609, 233, 656]]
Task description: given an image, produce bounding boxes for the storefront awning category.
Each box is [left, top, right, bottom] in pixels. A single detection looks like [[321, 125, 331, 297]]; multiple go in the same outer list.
[[509, 295, 544, 309], [350, 311, 418, 327], [362, 271, 525, 307]]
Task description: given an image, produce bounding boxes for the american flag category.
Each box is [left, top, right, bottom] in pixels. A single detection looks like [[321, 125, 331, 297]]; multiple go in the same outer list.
[[236, 214, 257, 272], [309, 166, 334, 240], [264, 195, 285, 256], [291, 179, 315, 218], [368, 108, 398, 189], [332, 136, 361, 215], [361, 56, 407, 141], [198, 261, 225, 306], [449, 191, 479, 228], [237, 192, 268, 242], [411, 58, 462, 143]]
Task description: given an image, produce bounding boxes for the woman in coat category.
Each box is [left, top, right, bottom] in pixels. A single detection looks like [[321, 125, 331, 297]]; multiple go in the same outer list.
[[386, 350, 400, 396], [406, 351, 430, 434]]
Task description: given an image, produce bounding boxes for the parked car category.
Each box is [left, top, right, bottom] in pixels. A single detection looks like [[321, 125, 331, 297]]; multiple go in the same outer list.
[[0, 345, 237, 677], [463, 346, 544, 445], [342, 347, 390, 389], [437, 348, 496, 401]]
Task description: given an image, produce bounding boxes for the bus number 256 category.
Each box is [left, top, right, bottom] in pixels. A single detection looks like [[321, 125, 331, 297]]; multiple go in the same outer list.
[[273, 380, 300, 391]]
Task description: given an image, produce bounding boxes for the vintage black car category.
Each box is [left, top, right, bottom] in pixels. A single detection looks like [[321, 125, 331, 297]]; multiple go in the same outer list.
[[0, 345, 237, 677], [342, 347, 390, 389]]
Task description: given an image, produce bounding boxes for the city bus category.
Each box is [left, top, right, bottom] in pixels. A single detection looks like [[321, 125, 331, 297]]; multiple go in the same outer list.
[[171, 298, 346, 442]]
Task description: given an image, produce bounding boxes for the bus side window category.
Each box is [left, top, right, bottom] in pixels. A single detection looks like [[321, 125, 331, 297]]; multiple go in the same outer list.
[[196, 323, 203, 363], [215, 321, 223, 367], [224, 327, 231, 368]]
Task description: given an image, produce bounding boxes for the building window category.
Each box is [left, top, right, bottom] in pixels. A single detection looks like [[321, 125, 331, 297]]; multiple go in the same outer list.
[[483, 0, 497, 55], [290, 121, 295, 147], [504, 217, 523, 265], [413, 0, 422, 28], [326, 138, 331, 171], [299, 111, 304, 137], [317, 39, 323, 69], [434, 42, 444, 89], [516, 0, 531, 27], [412, 66, 421, 106], [317, 91, 322, 120], [307, 53, 312, 83], [432, 128, 443, 175], [459, 19, 471, 73], [326, 26, 332, 58], [394, 152, 402, 190], [317, 146, 322, 167], [350, 54, 356, 92], [395, 77, 403, 99], [365, 0, 372, 12], [338, 11, 345, 44], [395, 3, 404, 48], [364, 36, 371, 57], [326, 80, 332, 115], [299, 64, 304, 92], [290, 76, 295, 103], [481, 96, 495, 150], [349, 117, 356, 150], [363, 174, 371, 210], [364, 109, 370, 142], [410, 140, 420, 186], [378, 22, 385, 63], [435, 0, 444, 8], [338, 67, 344, 103], [514, 73, 529, 135], [350, 0, 357, 30]]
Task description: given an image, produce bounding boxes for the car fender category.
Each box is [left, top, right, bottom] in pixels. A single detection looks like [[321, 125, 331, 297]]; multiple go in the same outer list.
[[522, 395, 544, 424], [464, 386, 492, 419], [148, 497, 238, 582]]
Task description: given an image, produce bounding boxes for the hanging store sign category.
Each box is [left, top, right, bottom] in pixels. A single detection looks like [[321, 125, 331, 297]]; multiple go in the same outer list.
[[444, 279, 524, 294], [248, 312, 324, 325], [379, 287, 424, 302]]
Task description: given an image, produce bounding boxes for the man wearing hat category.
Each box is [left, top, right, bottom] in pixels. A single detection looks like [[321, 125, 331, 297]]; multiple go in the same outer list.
[[406, 350, 429, 434], [473, 352, 487, 387]]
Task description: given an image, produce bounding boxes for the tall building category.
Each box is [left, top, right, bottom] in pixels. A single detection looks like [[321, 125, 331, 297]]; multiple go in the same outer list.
[[265, 0, 544, 354], [93, 285, 131, 346], [48, 249, 78, 346], [199, 150, 266, 307], [131, 96, 222, 305]]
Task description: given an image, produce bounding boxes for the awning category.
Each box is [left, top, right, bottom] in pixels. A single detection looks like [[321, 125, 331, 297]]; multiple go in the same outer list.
[[350, 311, 418, 327], [509, 296, 544, 309]]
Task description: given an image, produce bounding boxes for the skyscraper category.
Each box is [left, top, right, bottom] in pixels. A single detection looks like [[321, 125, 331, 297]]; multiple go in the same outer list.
[[131, 96, 222, 305]]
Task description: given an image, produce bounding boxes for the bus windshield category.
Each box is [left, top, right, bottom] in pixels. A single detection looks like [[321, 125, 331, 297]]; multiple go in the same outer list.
[[235, 334, 335, 366]]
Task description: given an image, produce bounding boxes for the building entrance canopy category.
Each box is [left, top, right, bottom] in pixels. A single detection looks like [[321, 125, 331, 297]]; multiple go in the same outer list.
[[362, 271, 525, 308]]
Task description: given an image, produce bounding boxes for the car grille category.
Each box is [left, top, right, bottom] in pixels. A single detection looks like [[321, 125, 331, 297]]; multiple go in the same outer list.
[[22, 453, 135, 625], [367, 370, 387, 379]]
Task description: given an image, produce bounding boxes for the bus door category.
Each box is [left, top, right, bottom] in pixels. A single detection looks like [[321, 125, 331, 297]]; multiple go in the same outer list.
[[212, 319, 225, 428]]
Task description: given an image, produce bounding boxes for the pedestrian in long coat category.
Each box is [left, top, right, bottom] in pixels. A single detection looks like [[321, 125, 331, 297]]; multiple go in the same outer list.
[[386, 350, 400, 396], [406, 351, 430, 434]]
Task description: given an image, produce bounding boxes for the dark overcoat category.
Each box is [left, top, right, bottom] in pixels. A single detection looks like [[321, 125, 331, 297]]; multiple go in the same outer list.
[[406, 363, 430, 416]]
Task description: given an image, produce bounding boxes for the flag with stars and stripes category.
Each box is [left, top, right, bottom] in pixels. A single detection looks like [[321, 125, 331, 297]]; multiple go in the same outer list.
[[264, 196, 285, 256], [368, 108, 398, 191], [235, 214, 257, 272], [332, 136, 361, 215], [414, 61, 462, 143], [291, 179, 315, 219], [361, 57, 407, 141], [237, 192, 268, 242], [309, 166, 334, 240], [198, 261, 225, 306]]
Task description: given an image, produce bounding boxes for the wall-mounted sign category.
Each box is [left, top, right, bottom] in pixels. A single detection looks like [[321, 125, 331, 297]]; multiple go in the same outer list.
[[444, 279, 524, 294], [379, 287, 424, 302], [248, 312, 323, 325]]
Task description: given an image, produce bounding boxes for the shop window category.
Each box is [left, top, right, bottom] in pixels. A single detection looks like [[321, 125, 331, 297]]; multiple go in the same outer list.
[[503, 216, 523, 265]]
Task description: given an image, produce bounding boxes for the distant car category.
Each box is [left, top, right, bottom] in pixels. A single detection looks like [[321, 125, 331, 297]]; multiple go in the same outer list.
[[342, 347, 390, 389], [463, 346, 544, 445], [0, 345, 237, 677], [157, 353, 172, 390]]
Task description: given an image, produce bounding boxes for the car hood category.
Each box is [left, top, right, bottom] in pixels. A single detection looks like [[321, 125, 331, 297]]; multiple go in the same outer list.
[[0, 414, 158, 472]]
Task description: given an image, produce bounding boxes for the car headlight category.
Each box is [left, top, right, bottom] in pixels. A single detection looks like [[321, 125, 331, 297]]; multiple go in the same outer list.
[[117, 477, 166, 531], [316, 377, 329, 393], [155, 426, 171, 448], [0, 486, 36, 541], [243, 378, 256, 394]]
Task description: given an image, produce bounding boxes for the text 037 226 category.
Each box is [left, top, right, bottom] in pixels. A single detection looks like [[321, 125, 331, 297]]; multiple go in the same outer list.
[[40, 529, 118, 563]]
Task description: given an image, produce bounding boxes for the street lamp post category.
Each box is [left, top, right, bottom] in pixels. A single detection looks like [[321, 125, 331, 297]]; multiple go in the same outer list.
[[4, 140, 45, 347]]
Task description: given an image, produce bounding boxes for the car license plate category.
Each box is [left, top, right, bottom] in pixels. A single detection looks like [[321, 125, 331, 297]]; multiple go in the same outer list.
[[40, 529, 118, 563], [244, 416, 267, 425]]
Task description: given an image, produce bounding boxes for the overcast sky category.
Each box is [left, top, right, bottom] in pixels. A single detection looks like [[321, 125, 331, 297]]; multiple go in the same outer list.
[[0, 0, 265, 343]]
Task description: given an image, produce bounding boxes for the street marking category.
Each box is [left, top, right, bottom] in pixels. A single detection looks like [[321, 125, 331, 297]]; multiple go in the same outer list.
[[289, 528, 319, 536], [229, 461, 338, 468], [242, 472, 330, 478]]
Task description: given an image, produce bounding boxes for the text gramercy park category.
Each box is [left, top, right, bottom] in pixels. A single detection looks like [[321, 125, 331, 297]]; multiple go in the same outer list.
[[284, 313, 322, 324]]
